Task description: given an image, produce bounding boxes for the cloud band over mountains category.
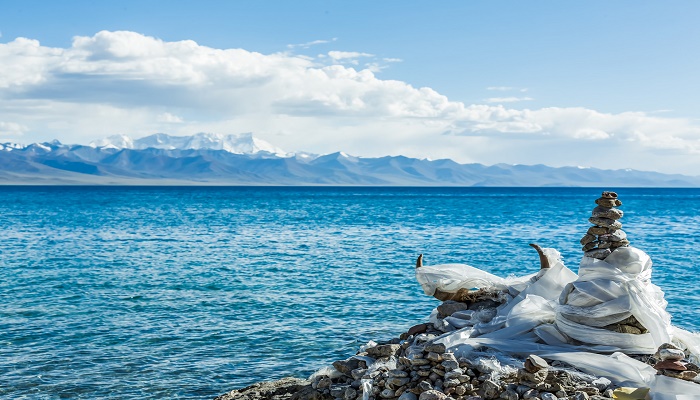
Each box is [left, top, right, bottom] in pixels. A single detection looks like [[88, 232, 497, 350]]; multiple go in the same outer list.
[[1, 30, 700, 174]]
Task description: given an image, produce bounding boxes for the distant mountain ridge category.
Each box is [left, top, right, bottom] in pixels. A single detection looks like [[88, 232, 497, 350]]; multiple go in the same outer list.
[[89, 132, 287, 156], [1, 133, 699, 186]]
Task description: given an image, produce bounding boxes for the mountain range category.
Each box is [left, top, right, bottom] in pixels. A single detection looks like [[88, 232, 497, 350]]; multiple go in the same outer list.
[[1, 133, 699, 186]]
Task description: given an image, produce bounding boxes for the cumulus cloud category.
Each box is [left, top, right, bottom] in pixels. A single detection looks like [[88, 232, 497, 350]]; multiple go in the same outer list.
[[1, 30, 700, 173], [0, 121, 28, 136]]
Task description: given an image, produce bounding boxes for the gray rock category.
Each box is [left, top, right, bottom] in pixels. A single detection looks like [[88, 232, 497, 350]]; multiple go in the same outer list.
[[399, 392, 418, 400], [215, 377, 312, 400], [333, 359, 361, 375], [438, 301, 470, 317], [418, 381, 433, 392], [540, 393, 557, 400], [424, 343, 447, 354], [582, 241, 598, 251], [610, 239, 630, 248], [591, 206, 623, 220], [412, 358, 431, 366], [317, 377, 332, 390], [389, 370, 410, 378], [482, 379, 501, 399], [441, 352, 457, 362], [580, 234, 597, 245], [609, 229, 627, 242], [431, 368, 446, 377], [588, 217, 622, 229], [591, 377, 611, 391], [522, 388, 538, 399], [387, 377, 411, 389], [584, 248, 611, 260], [444, 369, 463, 380], [442, 360, 460, 371], [419, 390, 447, 400], [367, 344, 401, 358], [331, 384, 350, 398], [380, 388, 396, 398], [527, 355, 549, 370], [572, 392, 590, 400], [657, 347, 685, 361], [499, 388, 519, 400], [595, 197, 622, 208], [444, 378, 460, 388], [426, 352, 443, 362], [597, 241, 612, 249], [344, 387, 358, 400]]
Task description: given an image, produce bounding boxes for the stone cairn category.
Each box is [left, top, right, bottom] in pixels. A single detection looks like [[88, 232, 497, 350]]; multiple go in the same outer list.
[[652, 343, 700, 383], [579, 191, 629, 260]]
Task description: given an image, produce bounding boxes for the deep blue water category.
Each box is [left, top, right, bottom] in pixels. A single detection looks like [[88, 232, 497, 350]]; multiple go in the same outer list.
[[0, 187, 698, 399]]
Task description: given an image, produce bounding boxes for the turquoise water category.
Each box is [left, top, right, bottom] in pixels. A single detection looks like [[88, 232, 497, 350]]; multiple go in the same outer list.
[[0, 187, 698, 399]]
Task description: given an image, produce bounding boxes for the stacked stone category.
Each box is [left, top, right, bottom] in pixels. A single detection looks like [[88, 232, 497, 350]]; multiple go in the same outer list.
[[580, 191, 630, 260], [653, 343, 700, 383]]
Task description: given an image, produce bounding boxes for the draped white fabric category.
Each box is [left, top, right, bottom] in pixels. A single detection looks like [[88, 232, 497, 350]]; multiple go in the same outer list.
[[416, 247, 700, 398]]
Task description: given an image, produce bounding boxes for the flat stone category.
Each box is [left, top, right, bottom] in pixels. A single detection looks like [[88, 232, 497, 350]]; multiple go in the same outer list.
[[419, 390, 446, 400], [399, 392, 418, 400], [367, 344, 401, 358], [658, 348, 685, 361], [424, 342, 447, 354], [426, 352, 442, 362], [601, 191, 618, 199], [407, 323, 430, 337], [411, 358, 431, 366], [442, 360, 460, 371], [587, 225, 612, 235], [595, 197, 622, 208], [584, 248, 611, 260], [443, 369, 463, 380], [527, 355, 549, 370], [580, 234, 597, 245], [387, 377, 411, 389], [663, 370, 698, 381], [582, 241, 598, 251], [437, 301, 469, 317], [610, 239, 631, 248], [389, 370, 409, 378], [591, 206, 624, 220], [654, 360, 687, 371], [589, 217, 622, 229], [380, 389, 396, 398], [597, 241, 612, 249]]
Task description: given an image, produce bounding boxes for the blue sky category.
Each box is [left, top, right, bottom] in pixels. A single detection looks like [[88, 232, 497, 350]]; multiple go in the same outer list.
[[1, 1, 700, 173]]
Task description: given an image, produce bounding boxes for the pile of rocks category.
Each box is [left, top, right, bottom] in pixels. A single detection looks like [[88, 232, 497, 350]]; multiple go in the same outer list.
[[653, 343, 700, 382], [307, 326, 616, 400], [579, 191, 629, 260]]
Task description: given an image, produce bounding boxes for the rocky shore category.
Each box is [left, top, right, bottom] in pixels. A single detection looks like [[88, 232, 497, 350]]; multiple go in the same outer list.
[[217, 191, 700, 400]]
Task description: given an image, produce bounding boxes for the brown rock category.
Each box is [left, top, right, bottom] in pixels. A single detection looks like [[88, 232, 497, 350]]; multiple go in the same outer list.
[[582, 242, 598, 251], [587, 226, 612, 235], [601, 191, 618, 199], [407, 324, 429, 337], [588, 217, 622, 229], [580, 234, 597, 246], [654, 360, 687, 371], [610, 239, 631, 248], [595, 198, 622, 208]]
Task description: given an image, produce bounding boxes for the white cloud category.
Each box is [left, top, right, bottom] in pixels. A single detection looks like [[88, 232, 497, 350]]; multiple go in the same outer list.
[[0, 121, 28, 136], [157, 112, 184, 123], [287, 38, 337, 49], [484, 97, 534, 103], [486, 86, 516, 91], [327, 51, 374, 61], [1, 31, 700, 174]]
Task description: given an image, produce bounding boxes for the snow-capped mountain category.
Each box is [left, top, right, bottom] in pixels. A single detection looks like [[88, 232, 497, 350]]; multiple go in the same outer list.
[[89, 132, 286, 156], [0, 142, 27, 151]]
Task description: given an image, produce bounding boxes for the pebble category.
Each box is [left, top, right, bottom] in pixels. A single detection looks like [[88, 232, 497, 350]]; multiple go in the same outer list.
[[399, 392, 418, 400], [442, 360, 460, 371], [540, 393, 557, 400], [380, 388, 396, 398], [418, 381, 433, 392]]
